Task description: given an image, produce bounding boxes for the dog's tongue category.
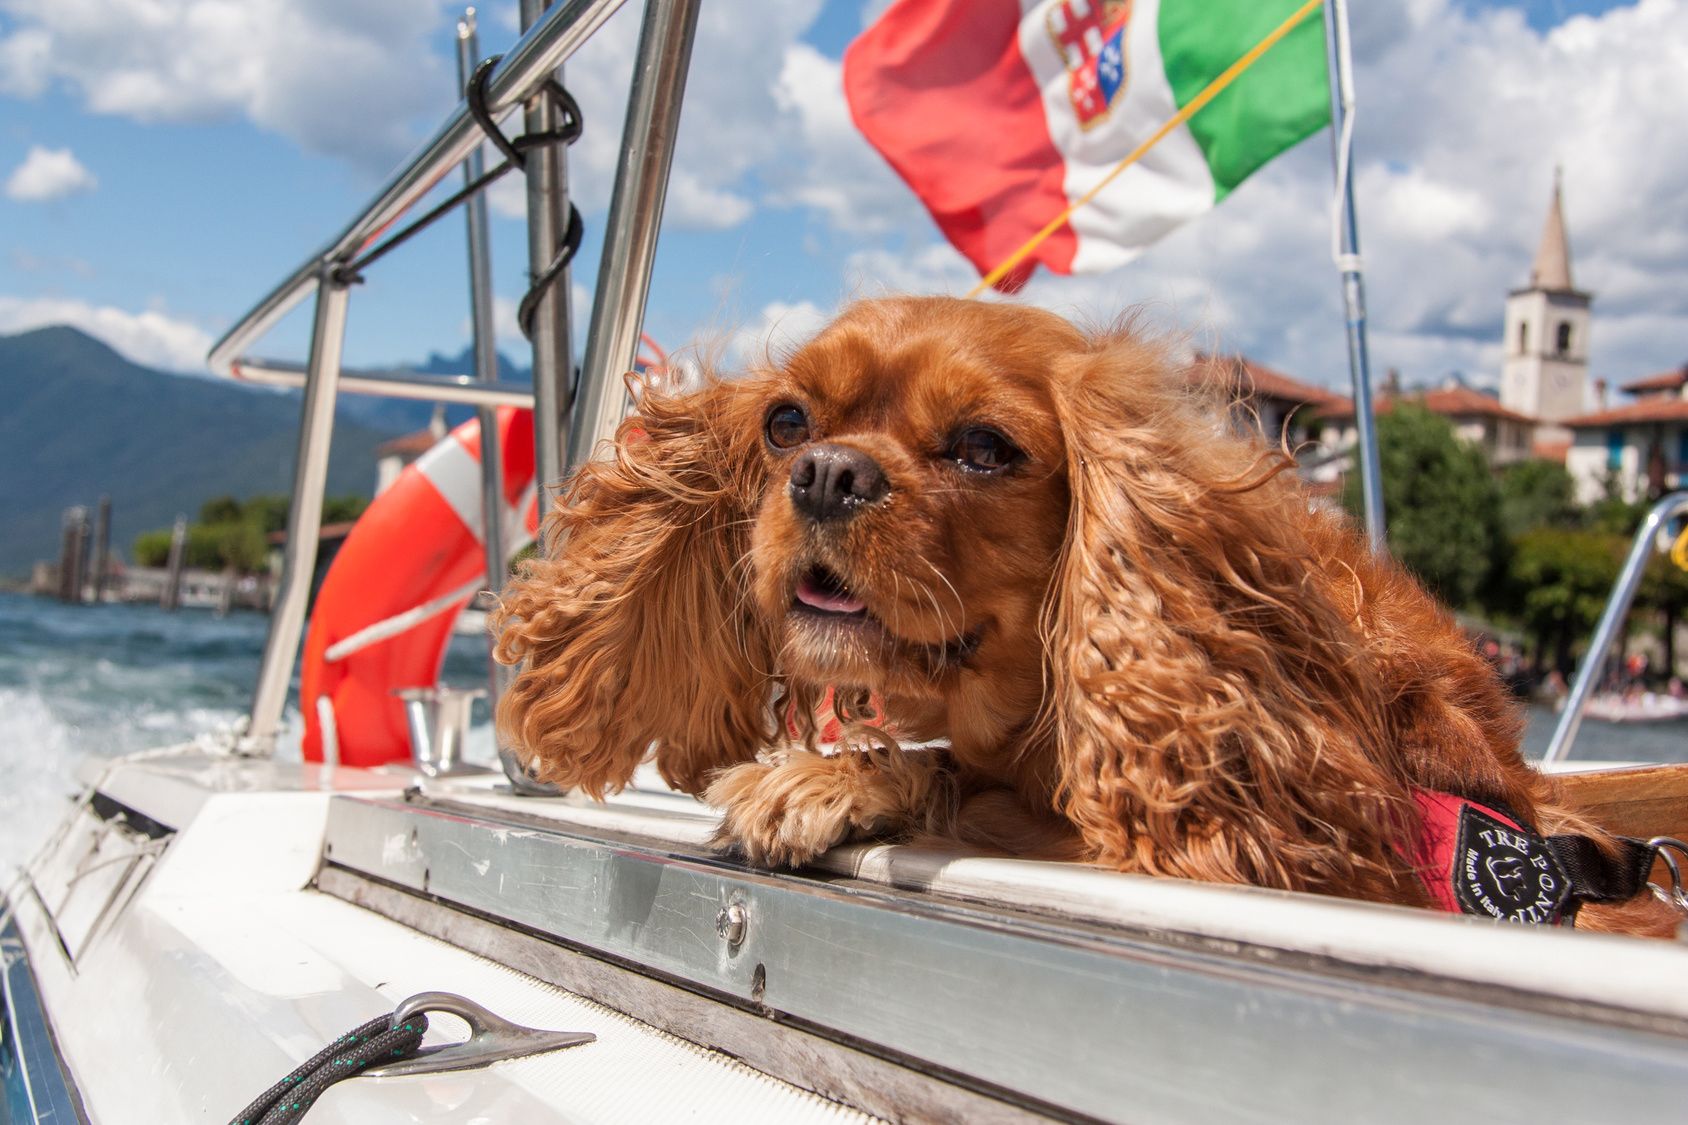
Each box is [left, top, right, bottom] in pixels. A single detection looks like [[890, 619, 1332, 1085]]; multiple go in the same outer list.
[[796, 573, 866, 615]]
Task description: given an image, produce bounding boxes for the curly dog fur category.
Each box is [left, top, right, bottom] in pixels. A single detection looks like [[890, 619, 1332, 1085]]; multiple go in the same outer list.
[[492, 296, 1673, 934]]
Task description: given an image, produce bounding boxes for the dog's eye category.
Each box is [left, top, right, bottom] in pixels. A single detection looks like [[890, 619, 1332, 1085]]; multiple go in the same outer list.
[[950, 427, 1022, 473], [765, 404, 811, 450]]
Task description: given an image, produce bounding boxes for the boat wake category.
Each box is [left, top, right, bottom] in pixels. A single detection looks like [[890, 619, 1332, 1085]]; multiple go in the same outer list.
[[0, 592, 499, 870]]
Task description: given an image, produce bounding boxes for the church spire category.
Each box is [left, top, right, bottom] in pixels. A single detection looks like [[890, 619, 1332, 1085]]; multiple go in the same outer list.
[[1529, 167, 1574, 291]]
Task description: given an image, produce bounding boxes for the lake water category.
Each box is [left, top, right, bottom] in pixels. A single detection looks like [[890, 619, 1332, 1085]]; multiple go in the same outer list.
[[1, 590, 1683, 872], [0, 591, 497, 871]]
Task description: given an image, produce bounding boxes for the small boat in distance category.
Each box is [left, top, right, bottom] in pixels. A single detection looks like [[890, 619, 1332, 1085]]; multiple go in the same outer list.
[[1581, 690, 1688, 724]]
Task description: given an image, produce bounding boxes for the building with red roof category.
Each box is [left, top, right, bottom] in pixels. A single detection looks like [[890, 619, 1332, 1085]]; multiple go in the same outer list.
[[1319, 381, 1539, 470], [1187, 354, 1352, 480], [374, 408, 448, 495], [1563, 377, 1688, 503], [1617, 365, 1688, 400]]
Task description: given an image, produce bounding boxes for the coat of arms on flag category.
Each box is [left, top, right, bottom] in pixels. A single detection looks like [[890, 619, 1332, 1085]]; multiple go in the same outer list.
[[844, 0, 1331, 291], [1047, 0, 1132, 129]]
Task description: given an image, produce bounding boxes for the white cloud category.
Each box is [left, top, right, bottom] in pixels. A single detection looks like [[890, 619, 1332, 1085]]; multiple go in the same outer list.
[[727, 299, 829, 366], [842, 243, 976, 300], [663, 169, 755, 230], [494, 294, 523, 352], [485, 165, 527, 221], [0, 26, 48, 96], [9, 249, 95, 278], [1331, 0, 1688, 385], [0, 0, 455, 169], [4, 145, 97, 201], [5, 0, 1682, 395], [548, 0, 825, 230], [824, 0, 1688, 392], [765, 43, 926, 234], [457, 283, 591, 361], [0, 295, 213, 371], [455, 2, 823, 233]]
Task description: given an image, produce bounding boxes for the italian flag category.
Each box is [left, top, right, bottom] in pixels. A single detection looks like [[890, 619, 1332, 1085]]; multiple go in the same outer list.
[[843, 0, 1331, 291]]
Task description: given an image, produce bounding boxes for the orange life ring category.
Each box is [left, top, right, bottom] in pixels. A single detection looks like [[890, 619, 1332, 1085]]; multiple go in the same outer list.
[[300, 407, 538, 766]]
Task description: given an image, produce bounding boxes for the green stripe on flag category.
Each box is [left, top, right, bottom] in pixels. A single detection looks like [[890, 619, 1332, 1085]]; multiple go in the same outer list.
[[1158, 0, 1331, 200]]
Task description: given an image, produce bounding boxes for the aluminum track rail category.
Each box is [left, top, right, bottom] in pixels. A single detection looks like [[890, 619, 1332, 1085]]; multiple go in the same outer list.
[[320, 791, 1688, 1125]]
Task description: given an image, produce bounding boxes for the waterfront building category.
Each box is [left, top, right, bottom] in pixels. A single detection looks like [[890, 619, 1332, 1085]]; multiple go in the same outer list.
[[1564, 364, 1688, 503]]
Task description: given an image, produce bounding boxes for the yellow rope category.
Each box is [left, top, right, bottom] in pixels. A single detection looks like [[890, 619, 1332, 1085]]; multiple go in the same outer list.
[[1672, 522, 1688, 572], [965, 0, 1326, 298]]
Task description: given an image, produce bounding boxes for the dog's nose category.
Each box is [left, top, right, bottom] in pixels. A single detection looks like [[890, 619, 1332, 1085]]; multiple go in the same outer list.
[[789, 444, 889, 522]]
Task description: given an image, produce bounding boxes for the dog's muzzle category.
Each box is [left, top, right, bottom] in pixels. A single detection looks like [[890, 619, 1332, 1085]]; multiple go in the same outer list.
[[789, 444, 889, 523]]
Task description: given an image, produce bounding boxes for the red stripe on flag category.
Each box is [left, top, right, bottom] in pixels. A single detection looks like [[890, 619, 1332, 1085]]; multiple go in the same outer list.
[[844, 0, 1075, 291]]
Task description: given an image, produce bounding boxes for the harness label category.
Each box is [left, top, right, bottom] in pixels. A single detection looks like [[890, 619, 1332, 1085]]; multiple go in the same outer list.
[[1450, 803, 1571, 924]]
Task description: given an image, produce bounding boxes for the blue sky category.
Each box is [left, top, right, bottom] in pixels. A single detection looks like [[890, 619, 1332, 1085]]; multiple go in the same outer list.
[[1, 0, 1682, 396]]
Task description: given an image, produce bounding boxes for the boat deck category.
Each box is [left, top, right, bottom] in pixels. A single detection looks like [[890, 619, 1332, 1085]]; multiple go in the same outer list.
[[6, 746, 1680, 1123]]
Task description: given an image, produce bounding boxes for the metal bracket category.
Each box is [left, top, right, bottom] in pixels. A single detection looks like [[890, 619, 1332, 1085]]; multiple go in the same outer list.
[[1649, 837, 1688, 915], [360, 990, 595, 1077]]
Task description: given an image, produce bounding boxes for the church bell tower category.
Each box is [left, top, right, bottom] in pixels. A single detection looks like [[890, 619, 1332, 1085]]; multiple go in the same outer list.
[[1500, 170, 1591, 431]]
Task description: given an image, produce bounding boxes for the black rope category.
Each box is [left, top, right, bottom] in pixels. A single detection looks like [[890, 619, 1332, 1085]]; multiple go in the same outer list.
[[330, 53, 586, 342], [230, 1012, 429, 1125], [467, 55, 583, 169], [466, 55, 530, 170], [517, 202, 584, 340]]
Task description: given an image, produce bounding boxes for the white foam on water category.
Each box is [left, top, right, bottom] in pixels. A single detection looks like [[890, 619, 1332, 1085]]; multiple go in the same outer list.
[[0, 686, 86, 872], [0, 593, 509, 877], [0, 685, 262, 871]]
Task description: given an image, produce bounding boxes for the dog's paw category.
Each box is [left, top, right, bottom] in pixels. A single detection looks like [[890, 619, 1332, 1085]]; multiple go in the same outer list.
[[704, 752, 902, 869]]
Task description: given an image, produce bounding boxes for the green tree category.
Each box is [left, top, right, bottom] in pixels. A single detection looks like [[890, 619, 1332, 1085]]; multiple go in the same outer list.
[[216, 520, 269, 573], [182, 521, 268, 572], [133, 489, 371, 576], [132, 529, 174, 568], [323, 494, 370, 524], [1498, 458, 1577, 539], [242, 494, 291, 535], [1343, 403, 1503, 607], [198, 494, 244, 525], [1640, 545, 1688, 681], [1586, 494, 1649, 537], [1508, 528, 1625, 675]]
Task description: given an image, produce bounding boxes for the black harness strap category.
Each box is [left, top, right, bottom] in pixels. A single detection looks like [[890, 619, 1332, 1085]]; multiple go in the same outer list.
[[1413, 788, 1666, 925], [1545, 833, 1658, 905]]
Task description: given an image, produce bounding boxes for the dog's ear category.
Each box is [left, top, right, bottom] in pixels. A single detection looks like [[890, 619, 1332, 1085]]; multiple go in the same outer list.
[[1041, 332, 1411, 898], [492, 376, 777, 796]]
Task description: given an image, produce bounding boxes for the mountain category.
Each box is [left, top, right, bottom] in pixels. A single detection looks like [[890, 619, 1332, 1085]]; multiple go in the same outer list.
[[0, 326, 410, 576]]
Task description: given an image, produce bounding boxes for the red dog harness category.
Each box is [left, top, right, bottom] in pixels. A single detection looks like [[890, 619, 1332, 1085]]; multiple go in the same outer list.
[[1410, 788, 1658, 925]]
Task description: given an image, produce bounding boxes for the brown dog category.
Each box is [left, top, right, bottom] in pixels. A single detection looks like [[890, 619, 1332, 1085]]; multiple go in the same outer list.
[[493, 296, 1671, 934]]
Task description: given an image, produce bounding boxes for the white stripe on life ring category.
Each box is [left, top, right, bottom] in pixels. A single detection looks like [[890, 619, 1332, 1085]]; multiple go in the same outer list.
[[415, 433, 487, 539], [323, 576, 486, 663]]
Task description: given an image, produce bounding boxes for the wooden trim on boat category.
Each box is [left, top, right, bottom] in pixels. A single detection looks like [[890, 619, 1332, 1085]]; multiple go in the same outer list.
[[1559, 762, 1688, 842]]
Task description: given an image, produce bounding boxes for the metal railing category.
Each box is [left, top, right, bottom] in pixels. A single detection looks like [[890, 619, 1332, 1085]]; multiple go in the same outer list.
[[231, 359, 535, 409], [1542, 490, 1688, 764], [206, 0, 627, 382], [212, 0, 701, 762]]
